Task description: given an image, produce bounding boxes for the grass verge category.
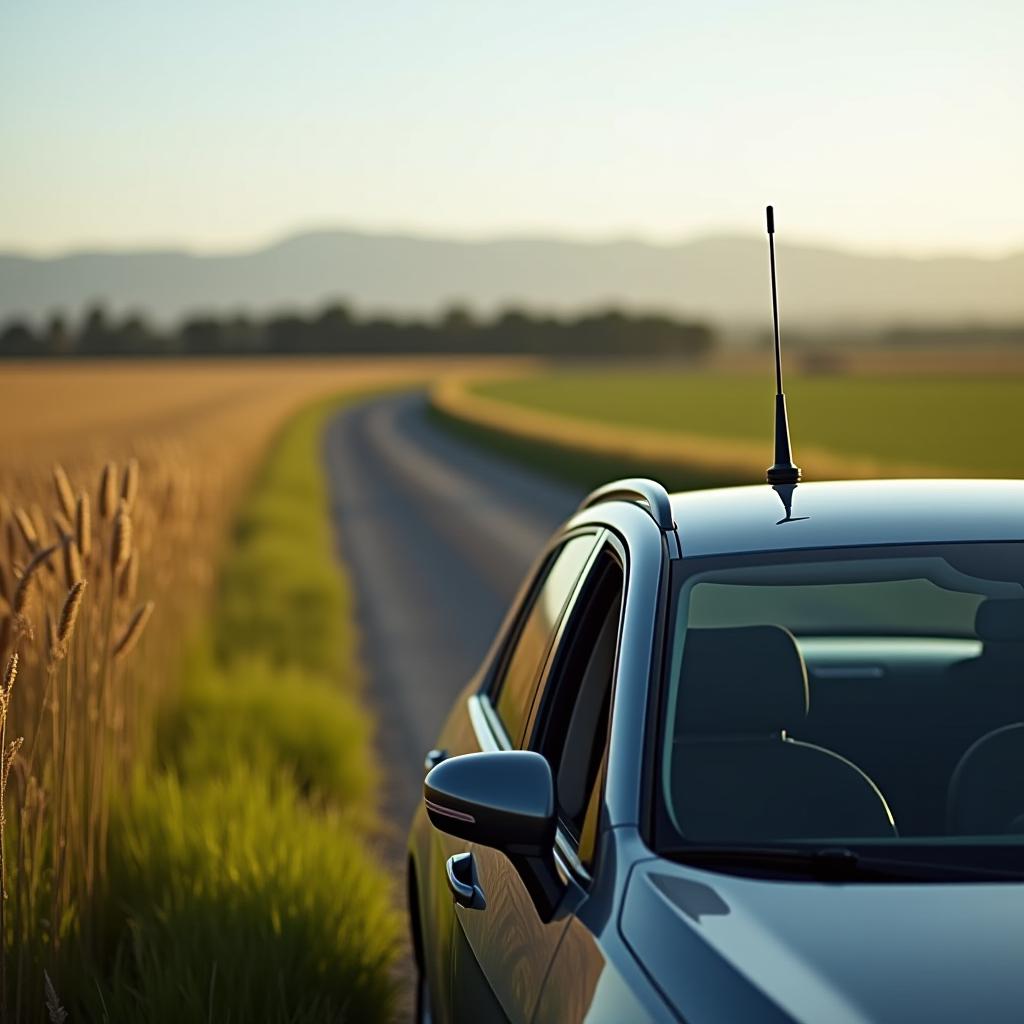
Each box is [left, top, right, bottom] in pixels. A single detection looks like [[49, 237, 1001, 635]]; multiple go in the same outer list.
[[429, 375, 754, 491], [92, 396, 398, 1022]]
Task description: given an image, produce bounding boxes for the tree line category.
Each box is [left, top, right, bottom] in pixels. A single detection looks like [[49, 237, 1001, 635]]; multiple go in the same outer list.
[[0, 303, 715, 359]]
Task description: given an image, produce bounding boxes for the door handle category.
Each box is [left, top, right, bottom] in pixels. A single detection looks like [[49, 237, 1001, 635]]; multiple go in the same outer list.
[[424, 748, 449, 773], [445, 852, 486, 910]]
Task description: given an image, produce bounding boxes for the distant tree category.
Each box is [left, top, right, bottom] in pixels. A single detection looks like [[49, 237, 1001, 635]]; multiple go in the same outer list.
[[313, 304, 353, 352], [490, 308, 539, 353], [0, 320, 42, 357], [111, 313, 158, 355], [180, 317, 225, 355], [221, 315, 264, 353], [44, 312, 74, 356], [435, 305, 478, 353], [0, 300, 718, 359], [266, 313, 312, 353], [78, 303, 112, 354]]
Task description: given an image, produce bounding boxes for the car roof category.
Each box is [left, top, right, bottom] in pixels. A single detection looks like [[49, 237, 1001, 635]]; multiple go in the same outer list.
[[669, 479, 1024, 559]]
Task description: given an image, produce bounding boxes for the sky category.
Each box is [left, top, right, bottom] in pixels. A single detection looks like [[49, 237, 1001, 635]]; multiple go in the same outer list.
[[3, 0, 1023, 257]]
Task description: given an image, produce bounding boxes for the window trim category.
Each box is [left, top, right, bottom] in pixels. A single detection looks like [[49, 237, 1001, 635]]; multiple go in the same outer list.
[[482, 527, 604, 748], [526, 535, 629, 880]]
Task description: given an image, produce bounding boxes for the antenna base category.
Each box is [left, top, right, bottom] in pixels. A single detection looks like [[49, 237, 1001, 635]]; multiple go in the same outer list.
[[766, 463, 801, 485]]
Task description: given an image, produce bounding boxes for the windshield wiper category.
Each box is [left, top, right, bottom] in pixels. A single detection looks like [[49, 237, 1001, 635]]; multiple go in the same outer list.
[[664, 845, 1024, 882]]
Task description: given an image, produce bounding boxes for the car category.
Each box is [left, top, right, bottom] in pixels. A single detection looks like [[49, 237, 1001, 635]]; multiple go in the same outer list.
[[406, 474, 1024, 1023]]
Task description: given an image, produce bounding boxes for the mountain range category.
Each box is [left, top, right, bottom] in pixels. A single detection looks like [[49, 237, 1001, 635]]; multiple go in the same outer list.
[[2, 230, 1022, 327]]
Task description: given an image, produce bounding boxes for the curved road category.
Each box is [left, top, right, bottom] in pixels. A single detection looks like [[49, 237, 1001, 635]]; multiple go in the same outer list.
[[323, 391, 582, 834]]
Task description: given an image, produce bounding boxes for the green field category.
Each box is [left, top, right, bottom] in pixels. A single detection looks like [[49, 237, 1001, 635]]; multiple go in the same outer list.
[[472, 369, 1024, 478]]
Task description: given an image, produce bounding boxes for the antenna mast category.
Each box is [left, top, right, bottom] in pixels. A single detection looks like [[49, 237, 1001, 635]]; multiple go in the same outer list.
[[765, 205, 801, 485]]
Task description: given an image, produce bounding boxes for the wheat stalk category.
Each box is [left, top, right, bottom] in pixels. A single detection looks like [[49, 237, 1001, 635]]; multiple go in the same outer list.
[[120, 459, 139, 512], [52, 512, 73, 541], [45, 611, 59, 664], [113, 601, 154, 659], [55, 581, 87, 655], [0, 652, 17, 712], [98, 463, 117, 521], [117, 551, 138, 604], [62, 538, 83, 589], [4, 518, 17, 565], [0, 650, 21, 1002], [13, 543, 59, 615], [52, 465, 76, 522], [110, 504, 132, 575], [75, 493, 92, 563], [13, 508, 38, 554]]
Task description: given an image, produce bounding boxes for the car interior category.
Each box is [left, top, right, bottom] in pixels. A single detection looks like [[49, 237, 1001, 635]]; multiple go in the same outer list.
[[665, 545, 1024, 843], [802, 597, 1024, 838], [670, 625, 896, 841]]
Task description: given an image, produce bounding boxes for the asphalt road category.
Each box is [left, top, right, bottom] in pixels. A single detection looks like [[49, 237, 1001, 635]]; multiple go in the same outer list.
[[322, 391, 582, 835]]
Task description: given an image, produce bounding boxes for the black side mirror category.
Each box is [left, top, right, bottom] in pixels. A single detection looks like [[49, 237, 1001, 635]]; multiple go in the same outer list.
[[424, 750, 562, 919]]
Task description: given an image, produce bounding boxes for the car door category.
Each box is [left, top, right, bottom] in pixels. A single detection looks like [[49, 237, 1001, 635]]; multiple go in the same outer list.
[[451, 536, 626, 1023], [526, 544, 625, 1022], [436, 529, 601, 1022]]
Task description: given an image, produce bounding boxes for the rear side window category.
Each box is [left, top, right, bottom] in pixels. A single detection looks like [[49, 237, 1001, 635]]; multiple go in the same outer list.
[[494, 534, 597, 744]]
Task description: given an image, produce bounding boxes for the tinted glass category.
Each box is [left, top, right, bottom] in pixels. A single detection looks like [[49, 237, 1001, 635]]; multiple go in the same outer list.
[[658, 542, 1024, 874], [532, 553, 622, 851], [494, 534, 596, 743]]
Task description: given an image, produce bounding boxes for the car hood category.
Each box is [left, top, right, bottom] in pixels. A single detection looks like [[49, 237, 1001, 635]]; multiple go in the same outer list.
[[621, 858, 1024, 1023]]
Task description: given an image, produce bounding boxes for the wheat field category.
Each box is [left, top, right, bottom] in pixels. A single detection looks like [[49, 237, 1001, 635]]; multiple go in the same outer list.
[[0, 357, 518, 1020]]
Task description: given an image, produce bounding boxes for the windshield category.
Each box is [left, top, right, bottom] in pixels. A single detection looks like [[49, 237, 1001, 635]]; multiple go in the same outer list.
[[658, 542, 1024, 871]]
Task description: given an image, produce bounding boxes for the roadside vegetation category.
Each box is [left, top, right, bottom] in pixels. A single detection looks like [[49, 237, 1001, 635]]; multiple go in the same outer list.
[[433, 359, 1024, 486], [0, 362, 427, 1022], [97, 397, 398, 1022]]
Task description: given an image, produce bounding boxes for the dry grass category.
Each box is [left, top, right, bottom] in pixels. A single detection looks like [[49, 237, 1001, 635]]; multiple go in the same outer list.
[[0, 460, 161, 1019], [0, 356, 519, 1020]]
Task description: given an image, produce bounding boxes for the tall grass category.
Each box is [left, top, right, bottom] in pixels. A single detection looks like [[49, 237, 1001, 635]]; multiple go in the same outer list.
[[92, 397, 399, 1022], [0, 461, 158, 1020], [0, 371, 417, 1020]]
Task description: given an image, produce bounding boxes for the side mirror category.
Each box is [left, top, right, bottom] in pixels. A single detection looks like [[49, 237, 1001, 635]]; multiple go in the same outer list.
[[425, 750, 555, 855], [424, 750, 562, 919]]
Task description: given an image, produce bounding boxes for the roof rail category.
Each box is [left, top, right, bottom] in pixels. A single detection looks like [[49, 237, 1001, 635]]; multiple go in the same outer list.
[[578, 478, 676, 532]]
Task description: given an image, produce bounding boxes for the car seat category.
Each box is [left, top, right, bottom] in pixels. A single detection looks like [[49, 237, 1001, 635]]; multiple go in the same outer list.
[[670, 625, 896, 841]]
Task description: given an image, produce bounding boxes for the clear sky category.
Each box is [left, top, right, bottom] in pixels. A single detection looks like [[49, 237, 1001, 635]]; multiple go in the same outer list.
[[3, 0, 1022, 256]]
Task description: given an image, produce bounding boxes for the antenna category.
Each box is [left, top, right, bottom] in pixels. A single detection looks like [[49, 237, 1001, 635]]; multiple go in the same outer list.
[[765, 205, 801, 486]]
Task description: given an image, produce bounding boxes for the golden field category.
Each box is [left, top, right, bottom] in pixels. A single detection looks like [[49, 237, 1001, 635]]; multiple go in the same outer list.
[[0, 356, 520, 1021]]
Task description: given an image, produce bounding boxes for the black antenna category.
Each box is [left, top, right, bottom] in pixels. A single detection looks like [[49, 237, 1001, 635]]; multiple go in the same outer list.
[[765, 205, 801, 486]]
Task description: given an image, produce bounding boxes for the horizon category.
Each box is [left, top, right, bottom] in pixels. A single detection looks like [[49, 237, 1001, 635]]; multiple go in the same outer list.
[[4, 221, 1024, 263]]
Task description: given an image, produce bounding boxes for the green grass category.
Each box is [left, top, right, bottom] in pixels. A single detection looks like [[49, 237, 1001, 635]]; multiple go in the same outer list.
[[91, 396, 399, 1023], [429, 402, 739, 493], [472, 368, 1024, 479], [160, 655, 375, 809], [99, 771, 395, 1024]]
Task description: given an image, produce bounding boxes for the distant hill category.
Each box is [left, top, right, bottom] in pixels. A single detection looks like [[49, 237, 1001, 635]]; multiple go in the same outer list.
[[2, 230, 1022, 327]]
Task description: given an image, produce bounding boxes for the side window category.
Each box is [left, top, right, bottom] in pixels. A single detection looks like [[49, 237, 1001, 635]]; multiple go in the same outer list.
[[493, 534, 597, 745], [531, 550, 624, 867]]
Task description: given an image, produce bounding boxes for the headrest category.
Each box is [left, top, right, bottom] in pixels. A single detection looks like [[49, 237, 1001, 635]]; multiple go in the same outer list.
[[676, 625, 808, 736], [976, 599, 1024, 642]]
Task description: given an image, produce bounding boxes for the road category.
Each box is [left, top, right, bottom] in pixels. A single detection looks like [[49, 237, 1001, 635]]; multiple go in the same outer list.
[[322, 390, 582, 835]]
